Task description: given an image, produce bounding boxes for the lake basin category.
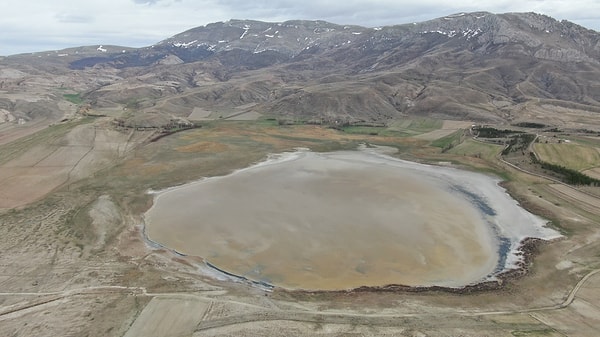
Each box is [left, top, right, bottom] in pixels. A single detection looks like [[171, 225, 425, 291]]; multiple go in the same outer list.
[[144, 148, 560, 290]]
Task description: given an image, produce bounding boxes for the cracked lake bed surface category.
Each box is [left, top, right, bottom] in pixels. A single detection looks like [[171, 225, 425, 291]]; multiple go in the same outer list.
[[144, 148, 560, 290]]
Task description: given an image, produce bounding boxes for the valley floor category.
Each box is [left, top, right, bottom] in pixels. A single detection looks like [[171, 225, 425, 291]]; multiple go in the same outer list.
[[1, 117, 600, 336]]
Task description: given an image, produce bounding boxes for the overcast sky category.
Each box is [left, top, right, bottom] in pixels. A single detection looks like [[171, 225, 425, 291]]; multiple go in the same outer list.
[[1, 0, 599, 56]]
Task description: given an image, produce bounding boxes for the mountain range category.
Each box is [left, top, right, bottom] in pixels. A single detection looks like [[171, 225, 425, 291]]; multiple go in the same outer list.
[[1, 11, 600, 127]]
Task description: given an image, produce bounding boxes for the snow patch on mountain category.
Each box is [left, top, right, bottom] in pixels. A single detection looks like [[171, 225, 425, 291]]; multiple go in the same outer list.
[[421, 28, 482, 39], [172, 40, 198, 48], [240, 25, 250, 39]]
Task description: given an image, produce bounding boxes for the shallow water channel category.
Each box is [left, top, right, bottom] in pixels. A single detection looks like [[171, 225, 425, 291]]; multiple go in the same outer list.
[[144, 148, 560, 290]]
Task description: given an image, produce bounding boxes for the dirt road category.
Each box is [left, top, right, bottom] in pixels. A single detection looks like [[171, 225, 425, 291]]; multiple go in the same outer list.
[[2, 268, 598, 336]]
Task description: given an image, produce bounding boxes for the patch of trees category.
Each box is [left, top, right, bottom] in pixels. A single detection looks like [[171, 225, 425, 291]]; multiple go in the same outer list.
[[475, 127, 523, 138], [513, 122, 546, 129], [501, 134, 536, 155], [149, 124, 201, 142], [575, 128, 600, 135], [529, 152, 600, 186]]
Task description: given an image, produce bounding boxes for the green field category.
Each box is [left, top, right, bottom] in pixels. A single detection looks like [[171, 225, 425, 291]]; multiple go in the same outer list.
[[430, 129, 464, 150], [534, 141, 600, 171], [339, 125, 411, 137], [388, 118, 443, 135], [448, 138, 502, 161]]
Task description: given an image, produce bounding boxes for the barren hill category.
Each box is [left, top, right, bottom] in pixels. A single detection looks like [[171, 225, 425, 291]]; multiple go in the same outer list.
[[2, 12, 600, 126]]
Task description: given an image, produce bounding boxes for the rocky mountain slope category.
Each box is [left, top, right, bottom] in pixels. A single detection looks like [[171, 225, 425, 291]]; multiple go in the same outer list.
[[2, 12, 600, 126]]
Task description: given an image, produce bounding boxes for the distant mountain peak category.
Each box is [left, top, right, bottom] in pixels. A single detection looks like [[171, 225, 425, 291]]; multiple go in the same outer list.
[[4, 11, 600, 124], [50, 12, 598, 72]]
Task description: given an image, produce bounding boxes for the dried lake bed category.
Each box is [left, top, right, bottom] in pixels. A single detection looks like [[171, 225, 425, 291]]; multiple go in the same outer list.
[[144, 147, 561, 290]]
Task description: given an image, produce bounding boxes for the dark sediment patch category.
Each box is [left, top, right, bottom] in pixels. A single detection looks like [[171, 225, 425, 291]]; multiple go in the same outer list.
[[451, 185, 496, 216], [450, 184, 512, 275], [206, 262, 275, 290]]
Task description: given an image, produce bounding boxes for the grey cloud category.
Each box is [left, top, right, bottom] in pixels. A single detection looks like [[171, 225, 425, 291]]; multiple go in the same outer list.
[[212, 0, 457, 27], [55, 13, 94, 24], [133, 0, 159, 4], [133, 0, 182, 4], [2, 0, 599, 56]]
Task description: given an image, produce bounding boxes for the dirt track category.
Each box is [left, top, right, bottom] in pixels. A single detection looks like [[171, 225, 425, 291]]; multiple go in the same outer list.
[[2, 268, 599, 336], [547, 184, 600, 216]]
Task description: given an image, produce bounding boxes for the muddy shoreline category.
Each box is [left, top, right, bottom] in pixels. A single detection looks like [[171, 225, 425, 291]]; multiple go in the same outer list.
[[139, 220, 277, 290], [277, 237, 549, 296], [140, 218, 549, 295]]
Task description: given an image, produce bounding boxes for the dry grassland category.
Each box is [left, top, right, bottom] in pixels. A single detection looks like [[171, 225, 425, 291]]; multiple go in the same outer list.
[[414, 120, 472, 140], [547, 184, 600, 216], [1, 118, 600, 336], [583, 167, 600, 180], [0, 118, 150, 209]]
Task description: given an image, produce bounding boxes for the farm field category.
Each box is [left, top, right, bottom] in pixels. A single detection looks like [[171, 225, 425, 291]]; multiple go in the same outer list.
[[533, 141, 600, 171], [448, 138, 503, 161], [0, 119, 150, 209]]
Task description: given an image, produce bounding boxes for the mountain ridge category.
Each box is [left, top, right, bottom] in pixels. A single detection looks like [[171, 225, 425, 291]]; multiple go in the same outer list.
[[2, 11, 600, 126]]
